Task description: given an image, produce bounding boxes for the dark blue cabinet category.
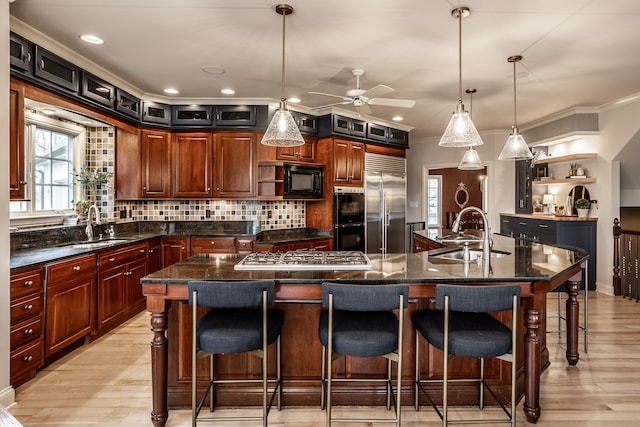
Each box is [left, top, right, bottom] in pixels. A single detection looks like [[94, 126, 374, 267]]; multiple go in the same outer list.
[[80, 71, 115, 108], [34, 46, 79, 92], [10, 32, 33, 75], [115, 89, 140, 119], [142, 101, 171, 125]]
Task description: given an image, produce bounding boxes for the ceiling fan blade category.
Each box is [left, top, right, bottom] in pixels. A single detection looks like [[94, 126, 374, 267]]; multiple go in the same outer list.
[[311, 101, 353, 110], [308, 91, 351, 101], [356, 103, 372, 116], [361, 84, 394, 100], [368, 98, 416, 108]]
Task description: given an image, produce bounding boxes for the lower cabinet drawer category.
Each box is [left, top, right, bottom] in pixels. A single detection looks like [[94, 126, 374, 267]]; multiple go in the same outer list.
[[10, 315, 43, 349], [11, 339, 43, 379], [47, 254, 96, 283], [10, 293, 44, 324]]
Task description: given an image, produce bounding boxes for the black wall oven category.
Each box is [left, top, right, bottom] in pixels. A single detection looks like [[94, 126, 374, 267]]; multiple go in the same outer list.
[[334, 186, 365, 251]]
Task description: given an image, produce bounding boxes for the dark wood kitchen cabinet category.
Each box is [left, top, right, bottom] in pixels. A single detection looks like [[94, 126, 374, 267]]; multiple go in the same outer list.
[[115, 128, 171, 199], [33, 45, 79, 92], [515, 159, 533, 213], [172, 132, 213, 198], [45, 255, 96, 358], [190, 237, 236, 255], [9, 80, 27, 200], [276, 135, 317, 163], [213, 132, 256, 198], [333, 139, 364, 186], [161, 237, 190, 268], [96, 243, 148, 335], [10, 266, 44, 387], [147, 238, 162, 274], [141, 129, 172, 198]]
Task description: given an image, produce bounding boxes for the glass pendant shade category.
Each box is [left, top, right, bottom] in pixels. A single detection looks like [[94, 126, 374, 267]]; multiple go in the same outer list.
[[440, 102, 484, 147], [261, 4, 303, 147], [498, 126, 532, 160], [261, 106, 304, 146], [458, 146, 484, 170]]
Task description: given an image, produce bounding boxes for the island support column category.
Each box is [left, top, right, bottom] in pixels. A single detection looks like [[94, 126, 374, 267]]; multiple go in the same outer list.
[[523, 296, 542, 423], [147, 293, 169, 427], [565, 278, 581, 365]]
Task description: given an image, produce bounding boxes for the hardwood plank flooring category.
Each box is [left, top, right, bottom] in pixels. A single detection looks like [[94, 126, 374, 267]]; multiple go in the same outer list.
[[9, 292, 640, 426]]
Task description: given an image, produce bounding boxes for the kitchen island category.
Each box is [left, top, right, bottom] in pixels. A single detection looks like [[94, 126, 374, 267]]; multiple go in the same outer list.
[[141, 234, 587, 426]]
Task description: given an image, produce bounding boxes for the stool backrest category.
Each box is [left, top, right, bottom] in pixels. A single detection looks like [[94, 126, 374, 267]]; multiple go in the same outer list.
[[435, 284, 521, 313], [188, 280, 276, 308], [322, 282, 409, 311]]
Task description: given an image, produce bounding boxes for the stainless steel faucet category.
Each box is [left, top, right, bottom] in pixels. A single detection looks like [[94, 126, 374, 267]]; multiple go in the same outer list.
[[451, 206, 491, 263], [85, 204, 101, 240]]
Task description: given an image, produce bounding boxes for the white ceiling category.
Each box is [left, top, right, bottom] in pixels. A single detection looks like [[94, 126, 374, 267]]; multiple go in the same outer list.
[[9, 0, 640, 141]]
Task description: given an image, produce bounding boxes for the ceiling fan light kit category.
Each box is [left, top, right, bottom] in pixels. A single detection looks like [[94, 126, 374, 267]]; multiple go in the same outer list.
[[261, 4, 305, 147], [499, 55, 533, 160], [439, 6, 484, 148]]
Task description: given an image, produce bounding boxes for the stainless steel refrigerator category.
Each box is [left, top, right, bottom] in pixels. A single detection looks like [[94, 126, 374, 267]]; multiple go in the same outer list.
[[364, 153, 407, 254]]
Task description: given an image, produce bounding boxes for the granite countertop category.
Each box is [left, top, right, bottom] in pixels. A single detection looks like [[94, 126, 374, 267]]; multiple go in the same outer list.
[[9, 224, 331, 271], [142, 234, 588, 285], [500, 212, 598, 221]]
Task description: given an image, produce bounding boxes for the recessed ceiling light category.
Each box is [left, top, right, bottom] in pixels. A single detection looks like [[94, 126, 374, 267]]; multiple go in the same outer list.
[[80, 34, 104, 45], [164, 88, 179, 95], [42, 108, 56, 115], [221, 88, 235, 95], [202, 66, 226, 75], [392, 116, 403, 121], [288, 97, 300, 103]]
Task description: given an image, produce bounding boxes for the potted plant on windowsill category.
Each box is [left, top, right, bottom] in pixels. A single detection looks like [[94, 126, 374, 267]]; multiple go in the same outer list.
[[575, 198, 591, 218]]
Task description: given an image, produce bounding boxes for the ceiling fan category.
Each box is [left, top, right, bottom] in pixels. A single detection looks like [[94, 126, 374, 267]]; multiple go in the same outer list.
[[309, 69, 416, 115]]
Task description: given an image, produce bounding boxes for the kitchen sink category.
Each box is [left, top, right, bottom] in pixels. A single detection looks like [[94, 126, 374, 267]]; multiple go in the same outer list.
[[62, 239, 130, 249], [430, 248, 511, 261]]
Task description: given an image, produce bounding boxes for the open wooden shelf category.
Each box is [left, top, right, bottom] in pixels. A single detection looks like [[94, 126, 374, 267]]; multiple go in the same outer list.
[[533, 177, 597, 185], [534, 153, 597, 165]]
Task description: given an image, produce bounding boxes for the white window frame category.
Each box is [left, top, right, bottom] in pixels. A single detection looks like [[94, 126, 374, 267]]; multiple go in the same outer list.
[[10, 112, 86, 227], [423, 172, 442, 240]]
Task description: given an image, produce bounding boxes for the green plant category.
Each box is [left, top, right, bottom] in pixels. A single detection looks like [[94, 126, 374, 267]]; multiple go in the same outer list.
[[575, 198, 591, 209], [73, 167, 111, 188], [71, 199, 91, 217]]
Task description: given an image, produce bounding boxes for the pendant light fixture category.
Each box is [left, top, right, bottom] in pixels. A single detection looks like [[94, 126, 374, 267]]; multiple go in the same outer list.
[[261, 4, 305, 147], [439, 7, 483, 148], [498, 55, 533, 160], [458, 88, 484, 170]]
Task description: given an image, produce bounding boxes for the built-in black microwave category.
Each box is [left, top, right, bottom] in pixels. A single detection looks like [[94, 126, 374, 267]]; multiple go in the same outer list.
[[283, 164, 324, 199]]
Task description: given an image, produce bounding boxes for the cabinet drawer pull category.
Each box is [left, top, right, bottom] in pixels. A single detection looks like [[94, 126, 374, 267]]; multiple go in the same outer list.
[[72, 266, 81, 271], [24, 280, 34, 286], [140, 249, 146, 253], [23, 355, 34, 362], [24, 328, 34, 335], [109, 257, 116, 262], [539, 224, 549, 228], [518, 222, 528, 226], [24, 304, 33, 311]]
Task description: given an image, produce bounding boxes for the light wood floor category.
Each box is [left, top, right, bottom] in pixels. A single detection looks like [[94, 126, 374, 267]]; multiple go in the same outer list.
[[9, 292, 640, 426]]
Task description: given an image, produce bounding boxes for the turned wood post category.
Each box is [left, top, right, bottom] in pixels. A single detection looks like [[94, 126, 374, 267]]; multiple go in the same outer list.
[[613, 218, 622, 296]]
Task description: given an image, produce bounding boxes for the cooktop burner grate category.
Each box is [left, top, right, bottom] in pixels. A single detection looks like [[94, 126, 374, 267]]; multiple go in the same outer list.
[[234, 251, 372, 271]]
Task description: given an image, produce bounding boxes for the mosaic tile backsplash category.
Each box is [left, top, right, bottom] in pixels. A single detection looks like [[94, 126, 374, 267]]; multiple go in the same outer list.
[[87, 126, 306, 230]]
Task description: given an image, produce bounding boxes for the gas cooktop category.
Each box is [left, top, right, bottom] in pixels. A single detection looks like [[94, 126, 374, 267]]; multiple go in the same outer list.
[[234, 251, 372, 271]]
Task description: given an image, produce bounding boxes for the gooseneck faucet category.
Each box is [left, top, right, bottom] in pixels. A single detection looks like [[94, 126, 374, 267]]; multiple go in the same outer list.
[[451, 206, 491, 263], [85, 204, 101, 240]]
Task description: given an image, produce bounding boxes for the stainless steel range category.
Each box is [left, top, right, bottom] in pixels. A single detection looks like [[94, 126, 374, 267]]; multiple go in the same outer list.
[[234, 251, 372, 271]]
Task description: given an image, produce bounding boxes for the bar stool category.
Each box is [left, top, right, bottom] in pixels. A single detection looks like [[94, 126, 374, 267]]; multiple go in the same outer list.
[[319, 282, 409, 427], [549, 259, 589, 353], [188, 280, 284, 427], [413, 284, 520, 426]]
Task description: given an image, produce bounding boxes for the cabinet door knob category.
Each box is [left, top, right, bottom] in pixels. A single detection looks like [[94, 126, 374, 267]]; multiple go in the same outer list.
[[25, 328, 34, 335], [143, 186, 147, 190], [19, 180, 28, 185], [210, 241, 215, 245], [38, 59, 45, 69], [72, 266, 81, 271], [24, 304, 33, 311], [23, 355, 34, 362], [149, 249, 154, 253], [24, 280, 34, 286]]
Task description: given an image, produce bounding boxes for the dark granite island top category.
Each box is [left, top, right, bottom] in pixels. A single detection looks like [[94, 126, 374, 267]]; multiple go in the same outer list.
[[141, 234, 587, 427], [142, 234, 586, 285]]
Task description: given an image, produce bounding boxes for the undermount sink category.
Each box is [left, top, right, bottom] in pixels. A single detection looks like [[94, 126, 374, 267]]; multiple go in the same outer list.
[[62, 239, 130, 249], [430, 248, 511, 261]]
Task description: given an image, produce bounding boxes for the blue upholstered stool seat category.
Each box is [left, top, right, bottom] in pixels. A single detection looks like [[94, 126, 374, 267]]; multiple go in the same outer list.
[[412, 310, 512, 359], [319, 310, 399, 357], [198, 308, 285, 355]]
